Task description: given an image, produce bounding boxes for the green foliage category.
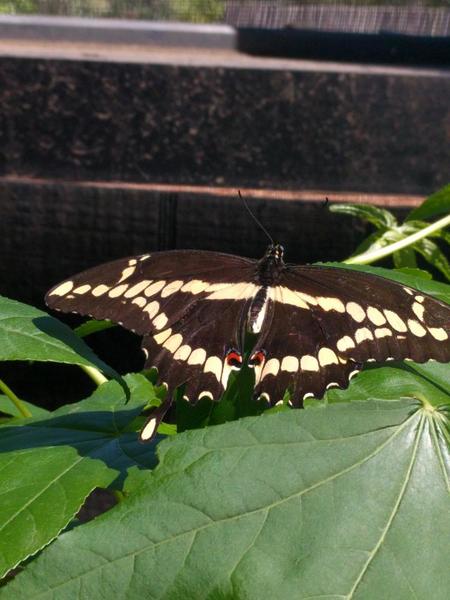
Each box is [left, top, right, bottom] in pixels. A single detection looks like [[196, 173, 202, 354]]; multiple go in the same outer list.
[[0, 374, 159, 580], [2, 399, 449, 598], [169, 0, 224, 23], [0, 0, 449, 18], [330, 185, 450, 280], [0, 192, 449, 596]]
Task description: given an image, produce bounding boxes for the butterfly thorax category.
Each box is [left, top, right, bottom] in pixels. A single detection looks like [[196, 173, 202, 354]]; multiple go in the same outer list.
[[256, 244, 285, 286]]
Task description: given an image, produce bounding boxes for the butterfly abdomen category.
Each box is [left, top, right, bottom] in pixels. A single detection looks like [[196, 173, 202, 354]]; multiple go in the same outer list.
[[247, 286, 270, 334]]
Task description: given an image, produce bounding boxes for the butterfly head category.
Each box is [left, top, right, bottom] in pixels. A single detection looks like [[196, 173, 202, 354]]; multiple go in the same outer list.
[[266, 244, 285, 262]]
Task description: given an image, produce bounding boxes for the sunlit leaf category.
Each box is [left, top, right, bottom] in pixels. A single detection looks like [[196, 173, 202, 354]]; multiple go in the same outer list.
[[0, 374, 158, 579], [0, 296, 116, 378], [407, 184, 450, 220], [0, 396, 49, 419], [74, 319, 116, 338], [2, 399, 449, 598]]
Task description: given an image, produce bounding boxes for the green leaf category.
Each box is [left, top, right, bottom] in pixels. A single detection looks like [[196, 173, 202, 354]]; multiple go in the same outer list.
[[439, 230, 450, 245], [407, 184, 450, 221], [406, 361, 450, 396], [0, 296, 116, 378], [351, 229, 386, 257], [74, 319, 116, 338], [329, 203, 397, 229], [392, 247, 418, 269], [0, 396, 49, 418], [0, 374, 158, 579], [325, 363, 450, 407], [2, 400, 449, 598], [413, 238, 450, 281], [392, 267, 432, 280]]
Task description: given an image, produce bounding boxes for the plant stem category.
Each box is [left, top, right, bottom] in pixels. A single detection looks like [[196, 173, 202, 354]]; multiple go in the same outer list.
[[0, 378, 32, 418], [79, 365, 108, 386], [345, 213, 450, 265]]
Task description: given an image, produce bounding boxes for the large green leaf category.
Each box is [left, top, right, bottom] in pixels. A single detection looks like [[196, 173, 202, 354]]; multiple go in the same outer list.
[[407, 184, 450, 221], [324, 363, 450, 407], [0, 296, 116, 377], [2, 399, 449, 598], [0, 396, 49, 419], [0, 374, 158, 580]]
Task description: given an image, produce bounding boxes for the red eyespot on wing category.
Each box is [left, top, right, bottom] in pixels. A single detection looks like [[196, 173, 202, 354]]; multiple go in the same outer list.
[[226, 349, 242, 368], [249, 350, 266, 366]]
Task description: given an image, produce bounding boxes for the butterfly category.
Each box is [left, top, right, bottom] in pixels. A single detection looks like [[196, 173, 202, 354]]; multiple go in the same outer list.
[[46, 244, 450, 441]]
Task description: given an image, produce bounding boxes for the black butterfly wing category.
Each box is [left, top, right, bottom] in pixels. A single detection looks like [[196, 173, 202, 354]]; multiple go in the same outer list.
[[46, 250, 257, 395], [251, 265, 450, 405], [141, 287, 253, 402]]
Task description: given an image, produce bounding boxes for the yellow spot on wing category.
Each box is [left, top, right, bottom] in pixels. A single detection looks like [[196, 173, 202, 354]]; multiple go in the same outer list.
[[118, 265, 136, 283], [408, 319, 427, 337], [144, 301, 159, 319], [336, 336, 355, 352], [355, 327, 373, 343], [428, 327, 448, 341], [109, 284, 128, 298], [281, 356, 299, 372], [317, 297, 345, 313], [49, 280, 74, 296], [174, 345, 192, 361], [92, 284, 110, 297], [412, 302, 425, 322], [132, 296, 146, 308], [206, 282, 258, 300], [384, 309, 407, 332], [125, 280, 152, 298], [153, 313, 168, 330], [374, 327, 392, 338], [140, 417, 157, 441], [367, 307, 386, 326], [73, 284, 91, 294], [182, 280, 209, 294], [318, 347, 339, 366], [161, 280, 184, 298], [153, 328, 172, 344], [275, 286, 308, 309], [188, 348, 207, 365], [346, 302, 366, 323], [163, 334, 183, 353], [261, 358, 280, 378], [145, 280, 166, 297], [300, 355, 319, 371], [204, 356, 223, 382]]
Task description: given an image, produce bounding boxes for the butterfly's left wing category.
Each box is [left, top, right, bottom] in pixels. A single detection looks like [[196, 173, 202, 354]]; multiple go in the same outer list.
[[251, 265, 450, 406], [46, 249, 257, 403]]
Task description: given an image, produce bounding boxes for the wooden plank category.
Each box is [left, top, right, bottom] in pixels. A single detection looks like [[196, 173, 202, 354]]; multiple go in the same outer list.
[[0, 177, 411, 308]]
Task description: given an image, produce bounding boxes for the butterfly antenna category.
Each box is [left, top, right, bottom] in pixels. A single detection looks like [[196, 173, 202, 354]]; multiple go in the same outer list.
[[238, 190, 274, 245]]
